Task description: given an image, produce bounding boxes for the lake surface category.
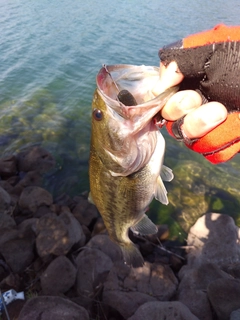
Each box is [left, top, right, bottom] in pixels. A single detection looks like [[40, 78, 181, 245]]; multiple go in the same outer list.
[[0, 0, 240, 239]]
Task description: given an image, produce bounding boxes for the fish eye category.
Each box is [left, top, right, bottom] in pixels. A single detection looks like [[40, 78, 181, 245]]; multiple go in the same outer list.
[[93, 109, 103, 121]]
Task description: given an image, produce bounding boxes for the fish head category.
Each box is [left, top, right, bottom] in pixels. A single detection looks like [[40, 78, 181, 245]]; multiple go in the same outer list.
[[91, 64, 178, 176]]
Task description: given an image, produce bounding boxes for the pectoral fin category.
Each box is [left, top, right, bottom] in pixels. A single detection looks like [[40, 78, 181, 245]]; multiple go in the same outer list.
[[88, 192, 95, 205], [160, 165, 174, 182], [155, 176, 169, 205], [131, 214, 158, 235]]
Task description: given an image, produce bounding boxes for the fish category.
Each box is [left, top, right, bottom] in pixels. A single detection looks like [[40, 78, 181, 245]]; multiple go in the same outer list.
[[89, 64, 177, 267]]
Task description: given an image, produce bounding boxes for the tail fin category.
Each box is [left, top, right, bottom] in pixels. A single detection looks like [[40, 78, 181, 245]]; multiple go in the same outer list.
[[121, 243, 144, 268]]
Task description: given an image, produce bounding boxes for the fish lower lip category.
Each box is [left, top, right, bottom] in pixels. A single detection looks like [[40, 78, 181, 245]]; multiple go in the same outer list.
[[153, 113, 167, 128]]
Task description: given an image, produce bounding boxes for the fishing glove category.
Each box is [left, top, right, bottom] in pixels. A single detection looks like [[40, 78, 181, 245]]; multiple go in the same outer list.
[[159, 24, 240, 164]]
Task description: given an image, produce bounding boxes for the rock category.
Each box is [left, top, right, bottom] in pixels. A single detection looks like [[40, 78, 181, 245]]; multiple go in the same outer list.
[[0, 212, 16, 230], [177, 263, 232, 320], [75, 248, 113, 301], [222, 261, 240, 279], [34, 205, 52, 218], [7, 175, 20, 186], [86, 234, 122, 262], [54, 193, 75, 208], [178, 262, 232, 290], [41, 256, 77, 295], [18, 186, 53, 213], [138, 240, 155, 257], [0, 180, 14, 194], [18, 296, 89, 320], [0, 186, 13, 215], [103, 261, 178, 319], [207, 278, 240, 320], [128, 301, 200, 320], [231, 309, 240, 320], [12, 171, 42, 195], [17, 146, 55, 174], [187, 213, 240, 267], [0, 265, 6, 281], [59, 210, 86, 247], [145, 224, 170, 243], [19, 171, 42, 187], [35, 211, 85, 257], [70, 296, 94, 315], [91, 217, 106, 236], [81, 225, 92, 243], [17, 218, 38, 233], [175, 213, 240, 320], [0, 228, 18, 246], [1, 299, 25, 320], [35, 213, 68, 257], [0, 228, 35, 273], [49, 204, 71, 216], [178, 282, 213, 320], [104, 289, 156, 319], [0, 155, 17, 178], [72, 197, 99, 227], [0, 273, 21, 291]]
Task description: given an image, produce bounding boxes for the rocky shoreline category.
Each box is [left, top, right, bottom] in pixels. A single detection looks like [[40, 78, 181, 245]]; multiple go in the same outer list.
[[0, 146, 240, 320]]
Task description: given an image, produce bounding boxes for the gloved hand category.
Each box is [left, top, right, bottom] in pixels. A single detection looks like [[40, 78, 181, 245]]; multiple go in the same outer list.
[[157, 24, 240, 164]]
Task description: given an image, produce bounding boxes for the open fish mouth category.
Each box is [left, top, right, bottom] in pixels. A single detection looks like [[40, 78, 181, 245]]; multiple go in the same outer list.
[[96, 64, 160, 104], [96, 64, 178, 123]]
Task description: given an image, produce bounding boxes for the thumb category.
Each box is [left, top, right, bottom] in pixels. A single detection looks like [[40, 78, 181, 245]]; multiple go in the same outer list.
[[152, 61, 184, 96]]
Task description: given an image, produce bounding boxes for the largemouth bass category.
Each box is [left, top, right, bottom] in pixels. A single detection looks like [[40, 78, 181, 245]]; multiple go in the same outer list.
[[89, 64, 177, 267]]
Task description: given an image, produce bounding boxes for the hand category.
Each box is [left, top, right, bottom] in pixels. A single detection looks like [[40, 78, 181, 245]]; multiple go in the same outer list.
[[154, 24, 240, 163], [155, 61, 228, 140]]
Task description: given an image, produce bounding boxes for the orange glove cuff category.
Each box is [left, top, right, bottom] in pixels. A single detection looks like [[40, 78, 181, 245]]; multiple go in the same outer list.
[[183, 24, 240, 48], [166, 112, 240, 164]]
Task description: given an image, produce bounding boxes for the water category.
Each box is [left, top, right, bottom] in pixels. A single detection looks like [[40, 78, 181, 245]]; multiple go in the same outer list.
[[0, 0, 240, 238]]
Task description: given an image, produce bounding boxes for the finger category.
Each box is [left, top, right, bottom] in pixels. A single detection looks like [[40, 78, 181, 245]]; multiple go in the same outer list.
[[182, 102, 228, 139], [152, 61, 184, 96], [161, 90, 202, 120]]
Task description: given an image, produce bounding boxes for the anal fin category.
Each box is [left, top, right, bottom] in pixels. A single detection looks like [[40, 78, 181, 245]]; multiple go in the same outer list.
[[131, 214, 158, 235]]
